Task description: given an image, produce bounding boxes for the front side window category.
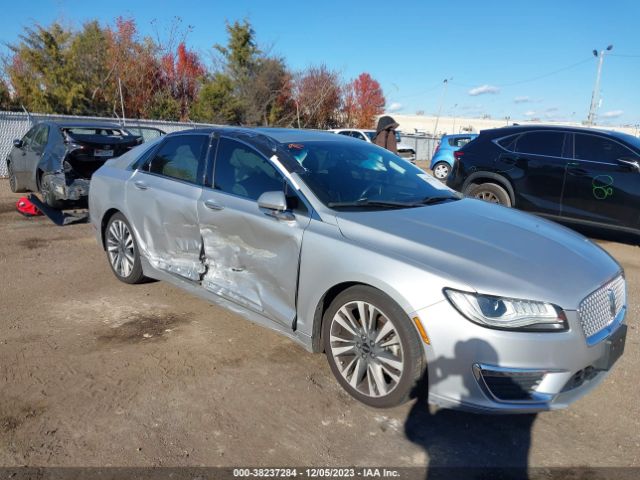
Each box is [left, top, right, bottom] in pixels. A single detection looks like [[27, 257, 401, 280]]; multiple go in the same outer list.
[[213, 138, 284, 200], [21, 126, 39, 147], [286, 140, 458, 208], [574, 134, 632, 163], [33, 126, 49, 149], [515, 131, 566, 157], [147, 134, 208, 184]]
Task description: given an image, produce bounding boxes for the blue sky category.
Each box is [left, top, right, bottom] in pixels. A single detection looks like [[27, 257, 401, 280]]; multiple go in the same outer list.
[[2, 0, 639, 125]]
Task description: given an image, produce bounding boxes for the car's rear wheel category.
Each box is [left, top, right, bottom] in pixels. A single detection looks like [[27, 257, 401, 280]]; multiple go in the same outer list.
[[105, 213, 147, 284], [39, 173, 66, 210], [323, 285, 425, 408], [432, 162, 451, 180], [468, 182, 511, 207]]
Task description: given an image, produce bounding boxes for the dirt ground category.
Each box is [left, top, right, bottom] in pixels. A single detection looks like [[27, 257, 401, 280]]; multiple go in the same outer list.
[[0, 178, 639, 471]]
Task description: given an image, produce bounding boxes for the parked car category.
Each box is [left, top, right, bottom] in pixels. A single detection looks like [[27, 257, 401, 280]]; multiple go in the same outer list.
[[124, 126, 166, 143], [7, 121, 142, 208], [430, 133, 478, 180], [90, 127, 626, 412], [447, 125, 640, 238], [329, 128, 416, 162]]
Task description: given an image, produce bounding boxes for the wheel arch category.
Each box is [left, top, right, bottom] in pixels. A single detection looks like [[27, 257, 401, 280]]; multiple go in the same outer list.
[[100, 208, 123, 250], [462, 171, 515, 206]]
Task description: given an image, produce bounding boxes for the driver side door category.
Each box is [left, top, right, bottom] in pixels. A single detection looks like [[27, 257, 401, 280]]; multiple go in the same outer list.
[[197, 137, 311, 327]]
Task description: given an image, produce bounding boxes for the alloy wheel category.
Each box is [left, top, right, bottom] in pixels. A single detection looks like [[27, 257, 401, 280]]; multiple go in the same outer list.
[[8, 163, 17, 192], [106, 219, 135, 278], [329, 301, 404, 398], [433, 163, 450, 180], [475, 191, 500, 203]]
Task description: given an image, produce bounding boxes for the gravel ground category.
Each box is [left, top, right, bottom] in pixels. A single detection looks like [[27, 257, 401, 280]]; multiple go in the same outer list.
[[0, 178, 638, 472]]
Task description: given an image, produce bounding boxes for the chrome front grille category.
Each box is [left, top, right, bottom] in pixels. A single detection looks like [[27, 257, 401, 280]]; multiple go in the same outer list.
[[578, 275, 626, 339]]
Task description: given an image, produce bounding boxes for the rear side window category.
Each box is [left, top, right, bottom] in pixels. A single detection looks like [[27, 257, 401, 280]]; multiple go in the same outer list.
[[574, 134, 631, 163], [449, 136, 471, 147], [515, 131, 566, 157], [147, 134, 208, 185], [213, 138, 284, 200], [497, 135, 518, 151]]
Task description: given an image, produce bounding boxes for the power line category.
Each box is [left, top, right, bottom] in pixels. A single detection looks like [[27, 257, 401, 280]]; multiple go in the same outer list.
[[450, 57, 594, 89]]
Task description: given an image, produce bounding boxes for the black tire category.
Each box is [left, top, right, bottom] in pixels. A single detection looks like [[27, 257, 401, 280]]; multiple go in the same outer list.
[[7, 161, 25, 193], [104, 212, 147, 284], [322, 285, 426, 408], [467, 182, 512, 207], [432, 161, 451, 180], [39, 173, 66, 210]]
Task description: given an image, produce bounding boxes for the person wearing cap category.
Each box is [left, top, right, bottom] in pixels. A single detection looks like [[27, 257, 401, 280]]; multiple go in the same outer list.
[[373, 115, 399, 154]]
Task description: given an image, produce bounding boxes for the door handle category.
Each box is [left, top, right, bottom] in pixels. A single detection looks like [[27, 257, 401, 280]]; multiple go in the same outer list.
[[500, 157, 516, 165], [203, 199, 224, 211], [567, 168, 589, 177], [134, 180, 148, 190]]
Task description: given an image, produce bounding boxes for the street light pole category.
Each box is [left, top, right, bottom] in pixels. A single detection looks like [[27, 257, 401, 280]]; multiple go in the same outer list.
[[587, 45, 613, 126], [433, 77, 452, 138]]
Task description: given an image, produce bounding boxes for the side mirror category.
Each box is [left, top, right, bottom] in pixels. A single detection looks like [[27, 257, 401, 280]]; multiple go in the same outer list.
[[618, 156, 640, 172], [257, 191, 288, 211], [13, 139, 23, 149], [257, 191, 294, 221]]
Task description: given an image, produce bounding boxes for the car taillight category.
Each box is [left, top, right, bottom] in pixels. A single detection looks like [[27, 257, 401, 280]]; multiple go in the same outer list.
[[434, 141, 441, 154], [454, 151, 464, 160]]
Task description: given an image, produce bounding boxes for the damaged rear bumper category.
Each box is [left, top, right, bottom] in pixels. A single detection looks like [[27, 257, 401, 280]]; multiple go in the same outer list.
[[49, 173, 91, 201]]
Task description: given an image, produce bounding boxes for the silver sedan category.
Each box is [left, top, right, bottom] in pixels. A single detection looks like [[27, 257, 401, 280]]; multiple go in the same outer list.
[[89, 127, 627, 412]]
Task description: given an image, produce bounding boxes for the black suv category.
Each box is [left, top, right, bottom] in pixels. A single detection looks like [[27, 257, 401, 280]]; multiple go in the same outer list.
[[446, 125, 640, 237]]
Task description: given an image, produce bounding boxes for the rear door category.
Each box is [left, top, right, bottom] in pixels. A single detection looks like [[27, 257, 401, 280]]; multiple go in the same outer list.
[[560, 133, 640, 231], [197, 136, 311, 327], [125, 133, 211, 281], [495, 130, 570, 215]]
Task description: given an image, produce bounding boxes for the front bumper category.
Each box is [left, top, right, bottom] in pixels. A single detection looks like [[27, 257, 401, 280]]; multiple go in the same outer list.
[[413, 299, 625, 413]]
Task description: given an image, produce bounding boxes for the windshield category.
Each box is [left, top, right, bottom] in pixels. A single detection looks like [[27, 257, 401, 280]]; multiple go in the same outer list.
[[284, 141, 458, 208]]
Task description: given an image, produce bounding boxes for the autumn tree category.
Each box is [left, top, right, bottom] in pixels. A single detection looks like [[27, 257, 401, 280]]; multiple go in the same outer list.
[[292, 65, 342, 129], [159, 42, 205, 120], [343, 73, 385, 128]]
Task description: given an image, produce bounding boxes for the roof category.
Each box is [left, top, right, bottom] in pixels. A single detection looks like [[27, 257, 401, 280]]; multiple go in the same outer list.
[[167, 126, 348, 143], [41, 121, 125, 129], [480, 123, 627, 137]]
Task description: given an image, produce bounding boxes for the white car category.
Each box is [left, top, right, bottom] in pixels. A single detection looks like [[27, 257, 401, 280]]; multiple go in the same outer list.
[[329, 128, 416, 163]]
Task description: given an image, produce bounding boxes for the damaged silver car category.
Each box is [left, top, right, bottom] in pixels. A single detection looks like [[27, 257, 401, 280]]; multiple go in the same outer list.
[[7, 121, 141, 208], [89, 128, 627, 412]]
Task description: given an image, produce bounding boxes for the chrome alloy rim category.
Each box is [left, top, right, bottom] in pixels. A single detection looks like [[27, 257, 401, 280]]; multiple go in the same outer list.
[[433, 164, 450, 179], [475, 191, 500, 203], [329, 301, 404, 398], [107, 220, 135, 278]]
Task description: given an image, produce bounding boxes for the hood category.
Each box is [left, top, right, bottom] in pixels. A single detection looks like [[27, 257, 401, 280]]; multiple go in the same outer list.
[[335, 199, 621, 309], [376, 116, 399, 134]]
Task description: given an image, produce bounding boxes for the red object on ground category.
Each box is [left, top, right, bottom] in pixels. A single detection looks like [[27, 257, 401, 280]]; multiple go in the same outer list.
[[15, 197, 43, 217]]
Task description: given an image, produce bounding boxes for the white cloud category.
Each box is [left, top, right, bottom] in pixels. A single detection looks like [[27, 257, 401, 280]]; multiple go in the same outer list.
[[602, 110, 624, 118], [387, 102, 403, 112], [514, 96, 530, 104], [545, 107, 559, 113], [468, 84, 500, 96], [524, 110, 536, 117]]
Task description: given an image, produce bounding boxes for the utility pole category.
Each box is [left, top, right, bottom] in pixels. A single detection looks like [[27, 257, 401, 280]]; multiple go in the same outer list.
[[118, 77, 126, 127], [587, 45, 613, 126], [433, 77, 452, 138]]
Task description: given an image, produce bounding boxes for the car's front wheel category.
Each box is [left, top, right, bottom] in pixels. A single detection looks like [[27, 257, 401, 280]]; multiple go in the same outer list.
[[432, 161, 451, 180], [323, 285, 425, 408], [467, 182, 512, 207], [105, 213, 147, 284], [7, 161, 24, 193]]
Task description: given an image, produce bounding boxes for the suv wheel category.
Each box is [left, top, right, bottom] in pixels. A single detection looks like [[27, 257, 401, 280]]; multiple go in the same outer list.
[[323, 285, 425, 408], [432, 162, 451, 180], [468, 182, 511, 207]]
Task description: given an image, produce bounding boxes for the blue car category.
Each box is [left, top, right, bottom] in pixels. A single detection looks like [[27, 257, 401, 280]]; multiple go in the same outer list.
[[430, 133, 478, 180]]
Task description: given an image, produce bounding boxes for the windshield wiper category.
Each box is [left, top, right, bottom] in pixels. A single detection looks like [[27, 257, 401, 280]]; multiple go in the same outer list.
[[415, 195, 459, 205], [327, 199, 419, 209]]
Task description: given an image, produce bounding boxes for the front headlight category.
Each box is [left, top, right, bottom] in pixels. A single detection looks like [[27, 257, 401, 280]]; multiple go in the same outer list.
[[444, 289, 567, 331]]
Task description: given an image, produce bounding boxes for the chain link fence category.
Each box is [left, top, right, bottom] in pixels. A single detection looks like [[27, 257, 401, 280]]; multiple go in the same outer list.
[[0, 111, 218, 177], [0, 110, 440, 177]]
